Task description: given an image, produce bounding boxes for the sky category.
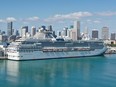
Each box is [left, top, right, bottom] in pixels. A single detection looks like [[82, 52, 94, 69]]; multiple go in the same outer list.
[[0, 0, 116, 35]]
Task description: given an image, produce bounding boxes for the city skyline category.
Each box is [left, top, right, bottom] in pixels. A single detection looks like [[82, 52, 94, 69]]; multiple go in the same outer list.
[[0, 0, 116, 33]]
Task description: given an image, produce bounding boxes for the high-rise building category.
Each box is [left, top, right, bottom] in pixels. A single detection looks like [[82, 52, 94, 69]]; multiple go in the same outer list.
[[22, 28, 26, 38], [7, 21, 13, 37], [84, 26, 89, 35], [21, 26, 28, 38], [0, 34, 8, 42], [69, 25, 77, 41], [67, 29, 71, 38], [74, 21, 80, 40], [31, 26, 36, 36], [62, 27, 68, 36], [57, 31, 61, 37], [111, 33, 116, 40], [22, 26, 28, 32], [92, 29, 99, 39], [53, 31, 56, 38], [82, 26, 90, 40], [15, 30, 20, 36], [47, 25, 52, 31], [71, 29, 77, 40], [41, 26, 46, 30], [101, 27, 109, 40]]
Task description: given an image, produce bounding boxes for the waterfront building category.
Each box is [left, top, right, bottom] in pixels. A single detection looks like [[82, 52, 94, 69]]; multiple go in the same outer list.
[[7, 21, 13, 37], [101, 27, 109, 40], [57, 31, 61, 37], [70, 29, 77, 41], [41, 26, 46, 30], [22, 26, 28, 32], [111, 33, 116, 40], [15, 30, 20, 36], [47, 25, 52, 31], [21, 28, 26, 38], [21, 26, 28, 38], [74, 21, 80, 40], [53, 31, 56, 38], [84, 26, 89, 35], [67, 29, 71, 38], [31, 26, 36, 36], [62, 27, 68, 37], [92, 29, 99, 39], [82, 27, 90, 40], [0, 34, 8, 42]]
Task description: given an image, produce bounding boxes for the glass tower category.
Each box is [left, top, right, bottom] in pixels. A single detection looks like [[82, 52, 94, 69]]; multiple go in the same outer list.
[[7, 21, 13, 37]]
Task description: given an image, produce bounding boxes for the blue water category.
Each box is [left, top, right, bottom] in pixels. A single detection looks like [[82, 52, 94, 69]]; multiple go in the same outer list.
[[0, 54, 116, 87]]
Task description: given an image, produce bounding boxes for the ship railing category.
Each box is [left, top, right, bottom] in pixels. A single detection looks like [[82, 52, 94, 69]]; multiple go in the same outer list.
[[42, 46, 91, 52], [42, 47, 68, 52]]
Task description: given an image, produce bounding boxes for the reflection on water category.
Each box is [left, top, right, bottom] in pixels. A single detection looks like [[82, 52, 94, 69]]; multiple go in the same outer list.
[[0, 55, 116, 87]]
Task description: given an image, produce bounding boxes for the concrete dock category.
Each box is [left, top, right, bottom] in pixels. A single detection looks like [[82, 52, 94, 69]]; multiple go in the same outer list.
[[0, 56, 7, 60]]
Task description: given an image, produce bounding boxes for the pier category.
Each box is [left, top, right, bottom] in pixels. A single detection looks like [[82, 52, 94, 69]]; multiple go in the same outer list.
[[0, 56, 7, 60]]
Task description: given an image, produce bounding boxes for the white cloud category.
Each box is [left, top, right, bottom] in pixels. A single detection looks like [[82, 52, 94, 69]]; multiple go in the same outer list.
[[6, 17, 16, 22], [45, 12, 93, 22], [0, 19, 5, 23], [86, 19, 101, 24], [20, 16, 39, 23], [26, 16, 39, 21], [97, 12, 116, 16], [23, 21, 30, 24]]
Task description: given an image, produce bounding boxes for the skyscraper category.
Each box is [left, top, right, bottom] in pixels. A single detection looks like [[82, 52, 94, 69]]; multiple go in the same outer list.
[[74, 21, 80, 40], [47, 25, 52, 31], [62, 27, 68, 36], [31, 26, 36, 36], [7, 21, 13, 37], [71, 30, 77, 40], [57, 31, 61, 37], [92, 29, 99, 39], [111, 33, 116, 40], [21, 26, 28, 38], [41, 26, 46, 30], [15, 30, 20, 36], [101, 27, 109, 40], [22, 26, 28, 32]]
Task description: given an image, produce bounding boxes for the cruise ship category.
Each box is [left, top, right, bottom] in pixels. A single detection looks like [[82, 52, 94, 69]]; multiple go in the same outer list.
[[7, 31, 107, 60]]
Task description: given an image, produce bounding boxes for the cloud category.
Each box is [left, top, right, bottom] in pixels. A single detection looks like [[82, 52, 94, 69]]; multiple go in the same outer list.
[[86, 19, 101, 24], [23, 21, 30, 24], [6, 17, 16, 22], [0, 19, 5, 23], [0, 17, 16, 23], [96, 12, 116, 16], [20, 16, 39, 23], [44, 12, 93, 22], [26, 16, 39, 21]]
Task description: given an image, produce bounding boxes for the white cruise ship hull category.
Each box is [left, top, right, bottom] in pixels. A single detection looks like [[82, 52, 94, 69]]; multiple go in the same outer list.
[[7, 47, 107, 60]]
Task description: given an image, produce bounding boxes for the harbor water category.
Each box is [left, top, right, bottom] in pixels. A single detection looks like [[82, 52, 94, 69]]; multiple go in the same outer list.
[[0, 54, 116, 87]]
